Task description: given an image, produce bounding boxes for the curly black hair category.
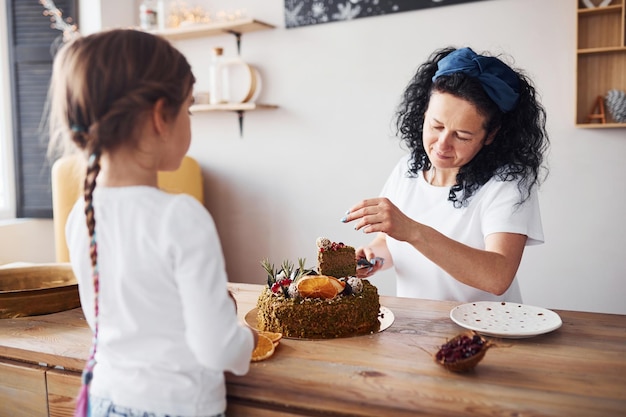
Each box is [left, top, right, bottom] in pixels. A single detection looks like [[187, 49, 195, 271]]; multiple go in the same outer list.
[[395, 47, 549, 208]]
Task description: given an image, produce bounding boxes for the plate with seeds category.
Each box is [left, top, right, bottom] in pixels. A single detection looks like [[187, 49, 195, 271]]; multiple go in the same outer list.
[[450, 301, 562, 338]]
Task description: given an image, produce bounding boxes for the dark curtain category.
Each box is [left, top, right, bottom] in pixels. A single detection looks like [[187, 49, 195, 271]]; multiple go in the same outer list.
[[7, 0, 78, 218]]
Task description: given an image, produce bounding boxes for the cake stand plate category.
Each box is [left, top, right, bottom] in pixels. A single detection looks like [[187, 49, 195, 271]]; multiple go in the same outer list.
[[244, 306, 394, 340]]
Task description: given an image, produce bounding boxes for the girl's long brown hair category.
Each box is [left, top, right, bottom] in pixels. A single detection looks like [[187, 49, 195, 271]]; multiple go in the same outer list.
[[48, 28, 195, 265]]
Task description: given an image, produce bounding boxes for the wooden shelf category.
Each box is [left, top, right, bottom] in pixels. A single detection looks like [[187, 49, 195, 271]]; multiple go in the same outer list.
[[191, 102, 278, 112], [150, 18, 275, 41], [576, 0, 626, 128], [151, 18, 278, 136], [576, 122, 626, 128], [191, 102, 278, 137], [577, 4, 623, 15], [577, 46, 626, 54]]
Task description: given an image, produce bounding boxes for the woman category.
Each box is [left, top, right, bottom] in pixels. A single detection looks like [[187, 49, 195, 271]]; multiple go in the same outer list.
[[343, 47, 549, 303]]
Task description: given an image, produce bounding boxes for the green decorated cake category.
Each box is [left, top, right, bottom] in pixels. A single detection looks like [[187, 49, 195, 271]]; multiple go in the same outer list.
[[256, 238, 381, 339]]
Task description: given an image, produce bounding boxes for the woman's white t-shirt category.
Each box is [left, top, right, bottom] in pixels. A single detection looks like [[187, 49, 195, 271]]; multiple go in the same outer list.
[[381, 155, 544, 303]]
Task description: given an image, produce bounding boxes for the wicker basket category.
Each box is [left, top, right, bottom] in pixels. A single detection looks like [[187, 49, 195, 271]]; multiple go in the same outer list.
[[0, 263, 80, 319]]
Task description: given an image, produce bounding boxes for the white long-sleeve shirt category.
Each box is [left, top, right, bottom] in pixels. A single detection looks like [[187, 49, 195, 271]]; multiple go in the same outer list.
[[66, 186, 253, 416]]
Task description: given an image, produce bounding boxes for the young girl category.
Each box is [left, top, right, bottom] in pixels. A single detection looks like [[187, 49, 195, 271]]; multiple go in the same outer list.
[[47, 29, 256, 417]]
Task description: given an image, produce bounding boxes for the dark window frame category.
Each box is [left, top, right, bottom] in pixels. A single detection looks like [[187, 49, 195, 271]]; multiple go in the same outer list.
[[6, 0, 78, 218]]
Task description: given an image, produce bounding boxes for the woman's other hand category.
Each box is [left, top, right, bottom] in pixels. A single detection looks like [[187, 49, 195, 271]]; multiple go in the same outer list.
[[356, 255, 385, 278], [228, 290, 237, 313], [344, 197, 417, 243], [352, 233, 393, 278]]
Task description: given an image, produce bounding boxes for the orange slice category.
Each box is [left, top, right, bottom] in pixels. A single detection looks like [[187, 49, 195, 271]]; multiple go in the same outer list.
[[329, 277, 346, 293], [259, 331, 282, 343], [297, 275, 345, 299], [251, 333, 275, 362]]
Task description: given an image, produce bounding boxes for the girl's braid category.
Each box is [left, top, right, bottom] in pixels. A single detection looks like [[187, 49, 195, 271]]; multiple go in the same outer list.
[[76, 149, 101, 414], [84, 150, 101, 269]]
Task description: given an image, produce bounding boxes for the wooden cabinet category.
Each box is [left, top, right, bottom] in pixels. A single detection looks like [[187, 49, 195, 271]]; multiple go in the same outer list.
[[0, 359, 48, 416], [0, 359, 81, 417], [47, 369, 81, 417], [576, 0, 626, 127]]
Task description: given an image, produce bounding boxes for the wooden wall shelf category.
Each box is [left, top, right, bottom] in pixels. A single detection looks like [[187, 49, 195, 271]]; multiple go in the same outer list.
[[578, 4, 623, 14], [191, 103, 279, 137], [576, 122, 625, 128], [576, 0, 626, 128], [151, 18, 279, 136], [150, 18, 275, 41], [191, 103, 278, 112], [577, 46, 626, 54]]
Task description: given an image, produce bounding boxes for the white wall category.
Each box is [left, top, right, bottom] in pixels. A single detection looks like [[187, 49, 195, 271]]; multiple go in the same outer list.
[[0, 219, 55, 264], [6, 0, 626, 315]]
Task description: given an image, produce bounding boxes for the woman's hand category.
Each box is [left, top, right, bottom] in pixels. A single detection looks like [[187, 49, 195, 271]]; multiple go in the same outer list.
[[355, 255, 384, 278], [344, 197, 418, 243], [344, 197, 526, 295], [228, 290, 237, 313], [352, 233, 393, 278]]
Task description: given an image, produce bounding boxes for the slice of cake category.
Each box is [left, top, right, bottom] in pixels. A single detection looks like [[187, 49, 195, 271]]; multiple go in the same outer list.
[[255, 238, 380, 339], [316, 237, 356, 278]]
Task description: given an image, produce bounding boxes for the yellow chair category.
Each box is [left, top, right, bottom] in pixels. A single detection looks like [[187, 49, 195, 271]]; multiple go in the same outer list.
[[51, 154, 204, 263]]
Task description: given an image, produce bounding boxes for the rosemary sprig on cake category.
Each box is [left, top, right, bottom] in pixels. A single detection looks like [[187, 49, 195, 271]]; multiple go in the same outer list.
[[261, 258, 314, 298]]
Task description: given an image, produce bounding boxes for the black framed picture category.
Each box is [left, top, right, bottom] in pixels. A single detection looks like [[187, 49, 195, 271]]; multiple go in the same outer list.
[[285, 0, 490, 29]]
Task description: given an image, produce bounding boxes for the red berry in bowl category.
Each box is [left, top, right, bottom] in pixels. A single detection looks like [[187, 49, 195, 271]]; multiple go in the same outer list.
[[434, 332, 493, 372]]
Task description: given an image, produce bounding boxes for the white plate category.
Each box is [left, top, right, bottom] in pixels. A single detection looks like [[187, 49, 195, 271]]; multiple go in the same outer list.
[[450, 301, 562, 338], [223, 60, 261, 104], [249, 67, 262, 102], [245, 306, 394, 340]]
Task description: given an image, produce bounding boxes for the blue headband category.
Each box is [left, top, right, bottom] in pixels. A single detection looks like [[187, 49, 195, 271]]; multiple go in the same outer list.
[[432, 47, 520, 113]]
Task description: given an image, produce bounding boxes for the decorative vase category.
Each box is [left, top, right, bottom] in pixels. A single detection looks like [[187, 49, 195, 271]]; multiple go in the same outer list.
[[581, 0, 612, 8], [605, 89, 626, 123]]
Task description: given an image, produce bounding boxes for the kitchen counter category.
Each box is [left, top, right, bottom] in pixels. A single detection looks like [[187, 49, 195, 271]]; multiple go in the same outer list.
[[1, 283, 625, 416]]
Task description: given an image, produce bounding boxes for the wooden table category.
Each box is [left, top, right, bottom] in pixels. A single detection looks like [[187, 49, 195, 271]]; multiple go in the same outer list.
[[1, 283, 625, 417]]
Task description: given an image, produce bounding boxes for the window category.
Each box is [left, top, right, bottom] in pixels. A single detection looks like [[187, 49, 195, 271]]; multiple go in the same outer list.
[[0, 83, 16, 220], [5, 0, 77, 218], [0, 1, 15, 220]]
